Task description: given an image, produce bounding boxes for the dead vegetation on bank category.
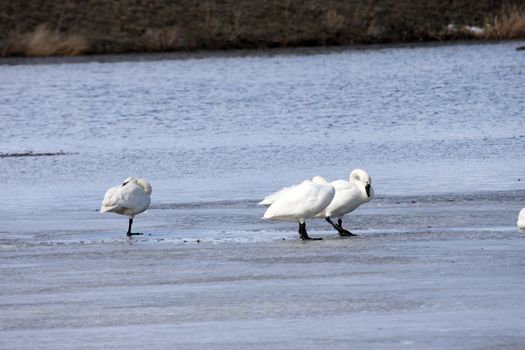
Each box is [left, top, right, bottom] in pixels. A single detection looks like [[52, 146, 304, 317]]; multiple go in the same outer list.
[[483, 4, 525, 39], [2, 24, 88, 56], [431, 4, 525, 40], [1, 3, 524, 57]]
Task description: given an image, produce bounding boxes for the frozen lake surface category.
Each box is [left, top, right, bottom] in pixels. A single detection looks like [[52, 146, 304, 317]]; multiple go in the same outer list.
[[1, 41, 525, 348]]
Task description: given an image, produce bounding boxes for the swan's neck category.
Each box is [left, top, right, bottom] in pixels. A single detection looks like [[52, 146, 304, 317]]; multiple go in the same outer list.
[[350, 170, 372, 199]]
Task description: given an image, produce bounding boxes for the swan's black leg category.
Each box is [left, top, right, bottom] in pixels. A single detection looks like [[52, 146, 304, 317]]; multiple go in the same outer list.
[[298, 222, 323, 240], [127, 218, 143, 236], [326, 217, 356, 236], [127, 218, 133, 236], [325, 217, 339, 230]]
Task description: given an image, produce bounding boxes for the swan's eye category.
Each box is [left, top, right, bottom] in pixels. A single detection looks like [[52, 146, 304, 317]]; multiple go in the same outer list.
[[122, 181, 129, 186]]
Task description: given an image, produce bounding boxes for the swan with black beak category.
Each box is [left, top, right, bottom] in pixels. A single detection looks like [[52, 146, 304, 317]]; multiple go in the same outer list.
[[316, 169, 373, 236]]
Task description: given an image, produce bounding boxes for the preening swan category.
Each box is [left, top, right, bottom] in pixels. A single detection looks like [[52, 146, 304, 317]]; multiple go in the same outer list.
[[100, 177, 152, 236], [518, 208, 525, 230], [262, 176, 335, 240], [316, 169, 373, 236]]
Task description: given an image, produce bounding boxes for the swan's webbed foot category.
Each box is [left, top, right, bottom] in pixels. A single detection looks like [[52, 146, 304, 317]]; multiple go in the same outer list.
[[337, 229, 356, 237], [302, 235, 323, 241], [127, 232, 144, 236], [337, 218, 357, 236], [298, 222, 323, 241]]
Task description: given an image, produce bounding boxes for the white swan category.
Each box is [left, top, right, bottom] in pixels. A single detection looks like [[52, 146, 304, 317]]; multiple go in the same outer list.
[[262, 176, 335, 240], [315, 169, 373, 236], [518, 208, 525, 230], [100, 177, 152, 236]]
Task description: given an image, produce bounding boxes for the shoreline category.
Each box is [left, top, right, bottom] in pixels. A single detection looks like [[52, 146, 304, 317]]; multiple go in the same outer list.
[[1, 38, 524, 66]]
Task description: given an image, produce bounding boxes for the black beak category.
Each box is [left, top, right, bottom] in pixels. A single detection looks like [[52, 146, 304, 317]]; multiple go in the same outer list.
[[365, 184, 371, 197]]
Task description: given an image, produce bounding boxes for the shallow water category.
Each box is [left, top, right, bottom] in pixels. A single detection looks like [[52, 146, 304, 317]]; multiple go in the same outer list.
[[1, 42, 525, 348]]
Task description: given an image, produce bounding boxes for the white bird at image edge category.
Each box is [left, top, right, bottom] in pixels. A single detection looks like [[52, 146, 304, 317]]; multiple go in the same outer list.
[[518, 208, 525, 231]]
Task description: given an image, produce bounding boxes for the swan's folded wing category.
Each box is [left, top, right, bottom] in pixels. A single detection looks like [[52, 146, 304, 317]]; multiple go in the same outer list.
[[258, 185, 297, 207], [314, 180, 354, 218], [100, 186, 123, 213], [263, 181, 333, 220], [100, 184, 150, 214], [326, 187, 361, 217]]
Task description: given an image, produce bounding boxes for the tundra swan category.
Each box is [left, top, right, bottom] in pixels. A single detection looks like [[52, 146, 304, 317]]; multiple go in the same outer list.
[[100, 177, 152, 236], [262, 176, 335, 240], [316, 169, 373, 236]]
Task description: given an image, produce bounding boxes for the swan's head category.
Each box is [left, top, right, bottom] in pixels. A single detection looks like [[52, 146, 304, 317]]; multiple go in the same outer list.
[[350, 169, 372, 198], [122, 177, 152, 195], [312, 176, 331, 186]]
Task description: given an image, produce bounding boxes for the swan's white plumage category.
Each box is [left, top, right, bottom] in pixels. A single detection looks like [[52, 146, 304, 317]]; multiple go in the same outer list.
[[518, 208, 525, 230], [263, 176, 335, 223], [100, 177, 151, 218], [316, 169, 373, 219]]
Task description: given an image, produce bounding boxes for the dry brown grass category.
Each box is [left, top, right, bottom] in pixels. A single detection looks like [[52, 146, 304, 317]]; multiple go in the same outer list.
[[318, 9, 346, 44], [141, 26, 181, 51], [4, 24, 88, 56], [1, 2, 523, 56], [483, 4, 525, 39], [324, 9, 346, 35]]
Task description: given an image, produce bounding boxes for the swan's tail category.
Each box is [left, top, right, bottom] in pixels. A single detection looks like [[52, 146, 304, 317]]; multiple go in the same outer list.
[[100, 205, 119, 213]]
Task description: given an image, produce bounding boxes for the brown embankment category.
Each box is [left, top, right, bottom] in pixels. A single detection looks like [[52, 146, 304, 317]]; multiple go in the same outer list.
[[0, 0, 524, 57]]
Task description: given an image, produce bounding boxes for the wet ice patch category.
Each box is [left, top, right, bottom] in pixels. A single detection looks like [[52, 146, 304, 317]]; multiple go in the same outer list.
[[0, 151, 72, 158]]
